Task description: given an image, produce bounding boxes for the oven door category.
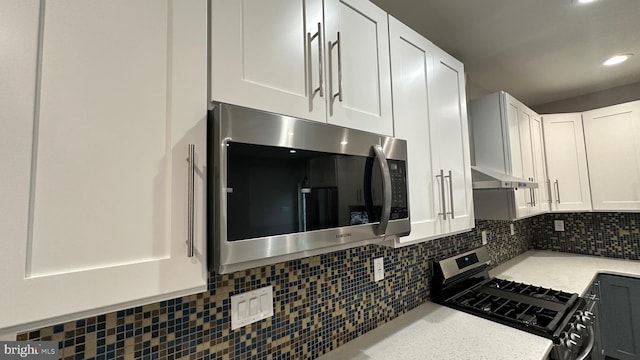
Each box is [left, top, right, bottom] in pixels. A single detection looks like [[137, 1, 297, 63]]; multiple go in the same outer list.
[[208, 103, 410, 273]]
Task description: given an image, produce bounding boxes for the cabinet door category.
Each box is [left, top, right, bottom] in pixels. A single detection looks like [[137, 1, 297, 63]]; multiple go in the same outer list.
[[583, 101, 640, 211], [503, 94, 530, 218], [430, 48, 474, 234], [530, 114, 550, 213], [324, 0, 393, 135], [210, 0, 326, 122], [542, 113, 592, 211], [389, 17, 442, 243], [598, 274, 640, 360], [1, 0, 207, 331]]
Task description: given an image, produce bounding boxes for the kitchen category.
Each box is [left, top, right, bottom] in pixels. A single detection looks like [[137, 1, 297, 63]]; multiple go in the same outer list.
[[1, 0, 640, 359]]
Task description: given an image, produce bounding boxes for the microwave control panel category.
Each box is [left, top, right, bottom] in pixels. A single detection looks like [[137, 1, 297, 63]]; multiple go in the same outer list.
[[388, 159, 409, 220]]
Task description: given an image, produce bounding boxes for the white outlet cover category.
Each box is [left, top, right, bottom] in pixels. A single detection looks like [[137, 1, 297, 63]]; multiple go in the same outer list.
[[554, 220, 565, 232], [510, 223, 515, 235], [481, 231, 487, 245], [374, 257, 384, 281], [230, 286, 274, 330]]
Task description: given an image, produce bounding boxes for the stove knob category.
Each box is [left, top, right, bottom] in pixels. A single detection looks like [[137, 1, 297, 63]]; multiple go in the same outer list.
[[570, 333, 581, 342], [574, 323, 587, 332], [565, 339, 578, 351], [583, 311, 594, 318]]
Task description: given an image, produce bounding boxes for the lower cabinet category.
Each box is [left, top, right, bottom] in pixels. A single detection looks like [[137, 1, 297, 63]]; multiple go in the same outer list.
[[388, 16, 473, 246], [595, 274, 640, 360], [1, 0, 208, 333]]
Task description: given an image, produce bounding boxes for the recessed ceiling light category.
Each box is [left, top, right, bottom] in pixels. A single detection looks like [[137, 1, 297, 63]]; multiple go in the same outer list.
[[289, 149, 297, 154], [577, 0, 596, 3], [603, 54, 633, 66]]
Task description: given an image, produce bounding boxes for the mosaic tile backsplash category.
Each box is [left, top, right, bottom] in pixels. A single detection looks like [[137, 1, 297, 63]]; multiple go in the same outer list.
[[532, 212, 640, 260], [18, 219, 533, 360]]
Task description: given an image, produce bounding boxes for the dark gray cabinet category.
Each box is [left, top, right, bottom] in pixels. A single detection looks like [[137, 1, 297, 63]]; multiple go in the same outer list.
[[597, 274, 640, 360]]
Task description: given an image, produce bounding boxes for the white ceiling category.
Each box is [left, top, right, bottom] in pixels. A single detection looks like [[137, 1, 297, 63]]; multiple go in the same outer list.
[[370, 0, 640, 106]]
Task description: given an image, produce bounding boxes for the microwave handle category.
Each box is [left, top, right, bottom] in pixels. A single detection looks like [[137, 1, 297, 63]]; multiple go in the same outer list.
[[372, 145, 392, 236]]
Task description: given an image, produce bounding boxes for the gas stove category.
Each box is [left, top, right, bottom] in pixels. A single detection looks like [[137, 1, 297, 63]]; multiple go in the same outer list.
[[432, 247, 595, 360]]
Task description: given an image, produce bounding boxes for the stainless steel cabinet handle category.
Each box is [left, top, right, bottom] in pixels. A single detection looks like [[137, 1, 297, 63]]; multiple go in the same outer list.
[[546, 179, 552, 204], [307, 22, 324, 98], [330, 32, 343, 102], [445, 170, 454, 219], [436, 169, 447, 220], [554, 179, 561, 204], [372, 145, 392, 236], [186, 144, 195, 258]]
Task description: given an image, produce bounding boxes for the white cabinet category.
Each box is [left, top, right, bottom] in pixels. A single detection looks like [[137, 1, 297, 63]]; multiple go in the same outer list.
[[583, 101, 640, 211], [388, 17, 473, 246], [542, 113, 592, 212], [470, 91, 547, 220], [429, 43, 474, 234], [210, 0, 393, 135], [0, 0, 208, 332], [531, 114, 551, 213]]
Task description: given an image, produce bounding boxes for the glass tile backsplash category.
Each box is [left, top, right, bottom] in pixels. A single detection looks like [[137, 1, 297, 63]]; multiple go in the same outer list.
[[17, 219, 534, 359]]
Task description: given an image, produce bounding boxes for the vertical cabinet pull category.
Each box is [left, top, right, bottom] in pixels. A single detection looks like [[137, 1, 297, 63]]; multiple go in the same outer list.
[[186, 144, 195, 258], [554, 179, 561, 204], [307, 22, 324, 98], [527, 177, 536, 207], [330, 32, 343, 102], [445, 170, 455, 219], [546, 179, 553, 205], [436, 169, 447, 220]]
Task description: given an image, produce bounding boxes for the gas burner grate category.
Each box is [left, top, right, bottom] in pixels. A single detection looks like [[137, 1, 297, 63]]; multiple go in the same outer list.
[[486, 279, 574, 305]]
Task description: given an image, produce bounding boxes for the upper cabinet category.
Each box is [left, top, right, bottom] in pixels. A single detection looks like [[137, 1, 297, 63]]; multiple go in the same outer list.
[[210, 0, 393, 135], [583, 101, 640, 211], [388, 16, 473, 246], [542, 113, 592, 212], [470, 91, 547, 220], [1, 0, 208, 332], [429, 40, 474, 234]]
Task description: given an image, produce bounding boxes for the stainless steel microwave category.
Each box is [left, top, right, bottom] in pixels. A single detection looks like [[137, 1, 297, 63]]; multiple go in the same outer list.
[[208, 103, 410, 273]]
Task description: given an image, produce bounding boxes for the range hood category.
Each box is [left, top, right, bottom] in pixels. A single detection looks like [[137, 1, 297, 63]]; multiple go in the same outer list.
[[471, 166, 538, 190]]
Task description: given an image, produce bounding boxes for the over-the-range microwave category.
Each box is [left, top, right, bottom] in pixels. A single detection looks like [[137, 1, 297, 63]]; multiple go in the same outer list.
[[207, 103, 410, 273]]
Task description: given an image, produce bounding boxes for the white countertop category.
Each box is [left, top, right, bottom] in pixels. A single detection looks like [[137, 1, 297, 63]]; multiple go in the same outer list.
[[319, 250, 640, 360], [490, 250, 640, 295]]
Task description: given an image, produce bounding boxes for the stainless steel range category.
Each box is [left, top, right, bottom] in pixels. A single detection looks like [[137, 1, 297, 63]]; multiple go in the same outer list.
[[432, 247, 595, 360]]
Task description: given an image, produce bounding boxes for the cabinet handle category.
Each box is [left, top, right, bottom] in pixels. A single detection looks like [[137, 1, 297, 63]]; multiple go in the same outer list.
[[330, 32, 343, 102], [546, 179, 553, 204], [554, 179, 561, 204], [307, 22, 324, 98], [593, 281, 602, 302], [436, 170, 447, 220], [186, 144, 195, 258], [445, 170, 455, 219]]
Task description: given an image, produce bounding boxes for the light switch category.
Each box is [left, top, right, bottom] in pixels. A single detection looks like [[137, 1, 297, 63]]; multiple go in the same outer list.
[[238, 300, 247, 318], [249, 298, 259, 316], [230, 286, 274, 330], [260, 294, 271, 312]]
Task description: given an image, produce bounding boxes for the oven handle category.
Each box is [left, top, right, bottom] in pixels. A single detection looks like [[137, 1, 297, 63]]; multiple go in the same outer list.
[[575, 325, 595, 360], [372, 145, 392, 236]]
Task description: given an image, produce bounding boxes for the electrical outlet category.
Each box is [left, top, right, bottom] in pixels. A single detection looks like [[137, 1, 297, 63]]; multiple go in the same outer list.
[[510, 223, 515, 235], [554, 220, 565, 232], [481, 231, 488, 245], [374, 257, 384, 281]]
